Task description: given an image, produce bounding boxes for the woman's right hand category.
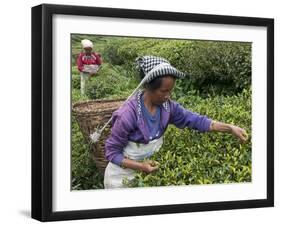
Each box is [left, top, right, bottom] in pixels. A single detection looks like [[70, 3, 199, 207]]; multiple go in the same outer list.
[[121, 158, 159, 173], [141, 160, 159, 173]]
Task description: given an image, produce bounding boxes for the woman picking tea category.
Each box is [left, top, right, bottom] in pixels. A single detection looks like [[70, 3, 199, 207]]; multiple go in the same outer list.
[[104, 55, 248, 189]]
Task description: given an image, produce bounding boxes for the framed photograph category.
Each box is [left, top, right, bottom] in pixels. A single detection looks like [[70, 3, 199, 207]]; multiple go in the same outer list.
[[31, 3, 274, 222]]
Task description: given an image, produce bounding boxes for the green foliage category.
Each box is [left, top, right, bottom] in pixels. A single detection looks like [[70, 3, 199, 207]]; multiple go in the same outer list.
[[72, 73, 80, 90], [125, 88, 252, 187], [71, 88, 89, 102], [85, 63, 138, 99], [175, 41, 252, 97], [71, 117, 104, 190], [98, 37, 251, 97]]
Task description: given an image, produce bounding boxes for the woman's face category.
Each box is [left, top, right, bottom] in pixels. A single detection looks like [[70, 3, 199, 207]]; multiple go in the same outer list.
[[150, 76, 175, 105], [84, 47, 92, 54]]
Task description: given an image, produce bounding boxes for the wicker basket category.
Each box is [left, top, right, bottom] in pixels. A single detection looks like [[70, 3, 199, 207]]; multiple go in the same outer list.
[[72, 98, 125, 174]]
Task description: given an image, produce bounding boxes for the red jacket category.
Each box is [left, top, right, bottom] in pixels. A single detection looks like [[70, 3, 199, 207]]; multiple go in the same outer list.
[[76, 52, 102, 72]]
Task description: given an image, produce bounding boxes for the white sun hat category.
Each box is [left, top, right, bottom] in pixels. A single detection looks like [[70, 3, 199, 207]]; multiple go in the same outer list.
[[81, 39, 93, 49]]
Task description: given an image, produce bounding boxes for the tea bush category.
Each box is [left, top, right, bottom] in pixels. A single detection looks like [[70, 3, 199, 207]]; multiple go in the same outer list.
[[175, 41, 251, 97], [71, 117, 104, 190], [85, 63, 138, 99], [125, 88, 252, 187], [101, 37, 251, 97], [72, 74, 80, 90]]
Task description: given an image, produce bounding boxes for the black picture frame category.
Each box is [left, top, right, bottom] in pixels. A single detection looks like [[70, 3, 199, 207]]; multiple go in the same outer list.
[[31, 3, 274, 222]]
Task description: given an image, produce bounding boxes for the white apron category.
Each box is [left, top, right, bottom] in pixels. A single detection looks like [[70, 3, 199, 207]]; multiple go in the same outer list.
[[104, 136, 163, 189]]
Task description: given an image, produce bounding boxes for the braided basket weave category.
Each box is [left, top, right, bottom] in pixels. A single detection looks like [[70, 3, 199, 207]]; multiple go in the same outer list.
[[72, 98, 125, 174]]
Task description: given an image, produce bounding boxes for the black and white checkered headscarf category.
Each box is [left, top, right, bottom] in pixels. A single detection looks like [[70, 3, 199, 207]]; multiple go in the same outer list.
[[135, 55, 186, 83]]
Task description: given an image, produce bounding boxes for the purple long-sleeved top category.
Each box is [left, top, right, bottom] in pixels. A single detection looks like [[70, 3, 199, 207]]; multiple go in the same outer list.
[[105, 90, 212, 166]]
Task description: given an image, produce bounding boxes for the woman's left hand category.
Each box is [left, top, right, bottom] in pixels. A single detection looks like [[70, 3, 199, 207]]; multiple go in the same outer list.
[[230, 125, 249, 143]]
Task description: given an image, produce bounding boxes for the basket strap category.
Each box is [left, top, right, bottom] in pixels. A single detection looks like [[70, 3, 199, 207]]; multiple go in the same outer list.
[[90, 71, 151, 141]]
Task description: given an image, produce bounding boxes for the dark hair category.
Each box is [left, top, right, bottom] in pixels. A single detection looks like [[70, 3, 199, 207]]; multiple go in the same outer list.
[[139, 69, 175, 91]]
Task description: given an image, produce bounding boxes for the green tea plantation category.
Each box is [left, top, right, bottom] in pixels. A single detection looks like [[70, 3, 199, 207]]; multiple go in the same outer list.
[[71, 34, 252, 190]]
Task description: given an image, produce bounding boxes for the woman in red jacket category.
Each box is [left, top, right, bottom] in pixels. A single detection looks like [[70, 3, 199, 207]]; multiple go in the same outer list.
[[76, 39, 102, 95]]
